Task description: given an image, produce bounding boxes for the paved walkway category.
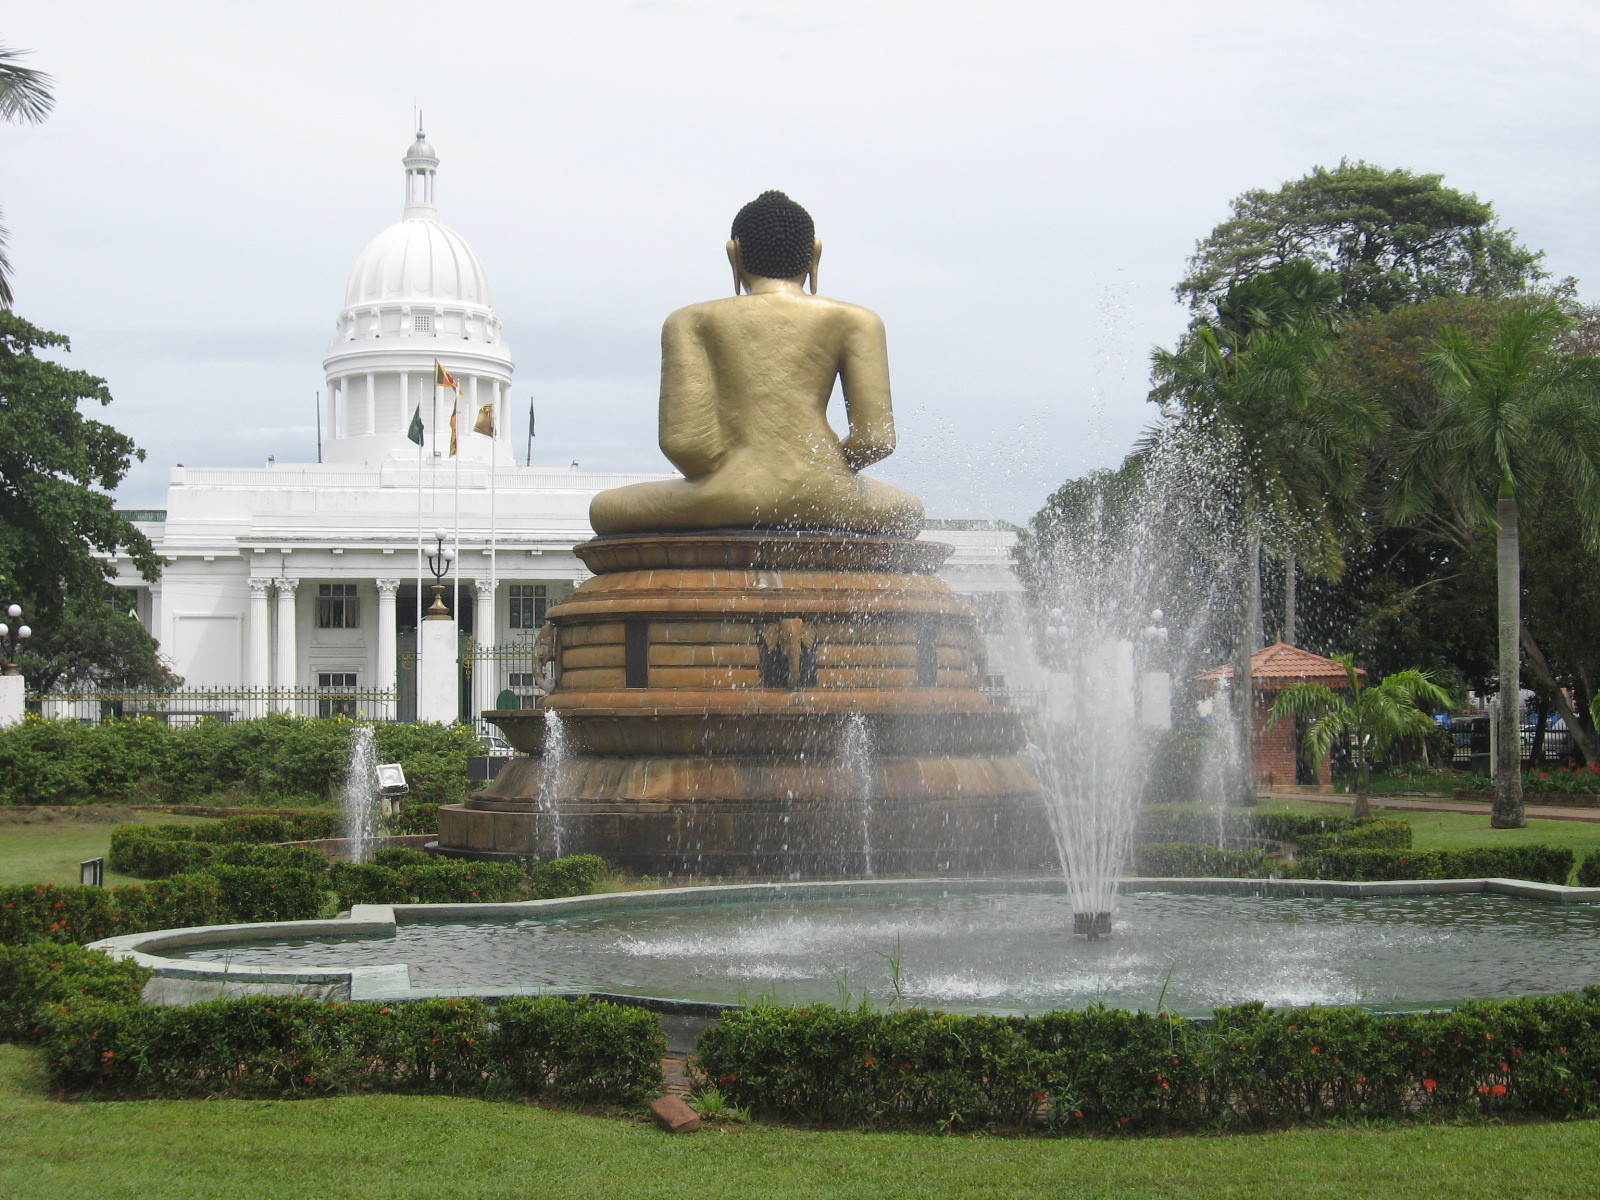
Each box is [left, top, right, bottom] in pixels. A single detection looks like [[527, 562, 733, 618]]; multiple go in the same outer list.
[[1260, 791, 1600, 823]]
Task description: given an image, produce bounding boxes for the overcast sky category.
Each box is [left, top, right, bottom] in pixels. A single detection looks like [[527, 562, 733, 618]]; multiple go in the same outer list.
[[6, 1, 1600, 521]]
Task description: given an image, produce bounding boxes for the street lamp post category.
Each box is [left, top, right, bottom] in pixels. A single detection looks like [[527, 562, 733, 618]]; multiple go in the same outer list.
[[0, 603, 33, 675], [416, 529, 461, 723], [0, 603, 31, 727]]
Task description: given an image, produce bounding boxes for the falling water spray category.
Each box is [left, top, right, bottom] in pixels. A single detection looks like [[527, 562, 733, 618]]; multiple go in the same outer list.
[[341, 724, 381, 863]]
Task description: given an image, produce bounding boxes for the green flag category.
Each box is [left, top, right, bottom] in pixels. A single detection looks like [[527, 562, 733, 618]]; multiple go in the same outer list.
[[406, 405, 424, 446]]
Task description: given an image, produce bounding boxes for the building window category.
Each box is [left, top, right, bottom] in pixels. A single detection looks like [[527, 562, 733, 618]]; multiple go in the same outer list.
[[317, 672, 358, 718], [509, 584, 548, 630], [508, 672, 537, 690], [414, 313, 431, 332], [317, 583, 360, 628]]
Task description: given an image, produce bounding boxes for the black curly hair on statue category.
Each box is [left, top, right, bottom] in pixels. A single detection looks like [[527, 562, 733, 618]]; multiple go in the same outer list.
[[730, 190, 815, 281]]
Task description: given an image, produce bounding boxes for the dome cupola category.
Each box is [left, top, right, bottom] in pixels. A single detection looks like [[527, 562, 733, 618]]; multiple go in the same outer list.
[[322, 129, 514, 467]]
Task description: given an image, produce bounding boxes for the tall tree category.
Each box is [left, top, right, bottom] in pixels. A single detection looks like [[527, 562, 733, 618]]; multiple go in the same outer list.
[[0, 311, 164, 680], [1178, 161, 1545, 317], [1151, 261, 1372, 802], [1391, 301, 1600, 826], [0, 45, 54, 307]]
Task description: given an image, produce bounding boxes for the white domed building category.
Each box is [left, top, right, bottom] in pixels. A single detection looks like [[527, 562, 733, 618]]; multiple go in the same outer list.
[[99, 131, 1022, 724]]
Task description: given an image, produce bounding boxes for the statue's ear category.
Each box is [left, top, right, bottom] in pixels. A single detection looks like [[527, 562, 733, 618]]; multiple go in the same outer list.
[[808, 238, 822, 294], [726, 239, 744, 295]]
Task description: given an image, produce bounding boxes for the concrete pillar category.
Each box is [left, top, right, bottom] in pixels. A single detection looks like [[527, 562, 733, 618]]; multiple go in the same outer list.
[[274, 578, 298, 696], [399, 371, 410, 433], [1139, 671, 1172, 729], [365, 372, 376, 435], [0, 674, 23, 727], [375, 579, 399, 718], [473, 577, 496, 717], [248, 578, 273, 686], [416, 584, 459, 724]]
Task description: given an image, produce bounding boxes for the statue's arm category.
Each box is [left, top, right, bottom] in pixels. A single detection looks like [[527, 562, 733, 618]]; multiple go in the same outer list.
[[838, 309, 895, 470], [657, 308, 725, 478]]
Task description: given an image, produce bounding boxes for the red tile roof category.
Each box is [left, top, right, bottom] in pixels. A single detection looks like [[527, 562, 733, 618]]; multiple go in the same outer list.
[[1195, 641, 1364, 692]]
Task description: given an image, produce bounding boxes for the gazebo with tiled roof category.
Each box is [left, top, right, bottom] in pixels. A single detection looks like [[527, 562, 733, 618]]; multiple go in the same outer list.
[[1196, 641, 1365, 789]]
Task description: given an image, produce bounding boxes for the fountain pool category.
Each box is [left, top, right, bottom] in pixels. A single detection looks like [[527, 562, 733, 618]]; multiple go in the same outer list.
[[136, 879, 1600, 1018]]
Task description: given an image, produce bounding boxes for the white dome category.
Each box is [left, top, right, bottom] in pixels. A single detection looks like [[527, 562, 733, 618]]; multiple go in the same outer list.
[[344, 218, 494, 308]]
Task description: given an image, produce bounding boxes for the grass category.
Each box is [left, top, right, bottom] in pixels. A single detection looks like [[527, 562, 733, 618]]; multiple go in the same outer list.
[[1257, 799, 1600, 861], [3, 1047, 1600, 1200], [0, 809, 214, 888]]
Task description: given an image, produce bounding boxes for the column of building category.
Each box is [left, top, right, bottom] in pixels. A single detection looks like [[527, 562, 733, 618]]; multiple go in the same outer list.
[[474, 577, 496, 717], [375, 579, 399, 719], [248, 578, 273, 687], [274, 579, 298, 703]]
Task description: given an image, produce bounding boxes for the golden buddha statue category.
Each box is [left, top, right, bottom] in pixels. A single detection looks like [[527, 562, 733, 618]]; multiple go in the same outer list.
[[589, 191, 924, 538]]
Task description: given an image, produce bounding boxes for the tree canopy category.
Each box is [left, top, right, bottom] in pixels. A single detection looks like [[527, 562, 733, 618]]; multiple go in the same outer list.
[[0, 44, 54, 307], [1177, 161, 1546, 317], [0, 310, 163, 663]]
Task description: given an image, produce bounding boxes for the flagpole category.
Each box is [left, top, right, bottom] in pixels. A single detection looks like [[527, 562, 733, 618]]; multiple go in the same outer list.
[[452, 388, 461, 724]]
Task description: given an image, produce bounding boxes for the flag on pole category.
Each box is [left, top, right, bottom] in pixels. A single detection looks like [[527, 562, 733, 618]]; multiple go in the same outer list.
[[473, 402, 496, 437], [448, 396, 460, 457], [406, 405, 424, 446], [434, 361, 460, 392]]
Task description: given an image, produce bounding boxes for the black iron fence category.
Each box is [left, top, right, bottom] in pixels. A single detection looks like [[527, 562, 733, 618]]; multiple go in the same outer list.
[[1448, 715, 1573, 769], [32, 686, 399, 724]]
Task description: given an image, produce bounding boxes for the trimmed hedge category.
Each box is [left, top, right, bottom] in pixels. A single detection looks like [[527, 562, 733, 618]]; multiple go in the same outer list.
[[385, 803, 442, 835], [1134, 842, 1266, 878], [0, 867, 328, 946], [37, 993, 664, 1106], [0, 715, 478, 807], [1294, 819, 1412, 853], [330, 861, 527, 907], [529, 854, 610, 899], [1579, 851, 1600, 888], [1300, 846, 1574, 885], [0, 943, 151, 1040], [696, 992, 1600, 1132], [109, 815, 339, 878]]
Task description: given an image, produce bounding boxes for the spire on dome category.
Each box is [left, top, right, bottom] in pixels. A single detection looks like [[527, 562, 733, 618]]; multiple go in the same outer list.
[[403, 123, 439, 219]]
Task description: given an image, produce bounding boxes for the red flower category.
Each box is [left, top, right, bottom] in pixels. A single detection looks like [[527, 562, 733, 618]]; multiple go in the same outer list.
[[1119, 1117, 1129, 1125], [1491, 1084, 1507, 1096], [1423, 1079, 1437, 1092]]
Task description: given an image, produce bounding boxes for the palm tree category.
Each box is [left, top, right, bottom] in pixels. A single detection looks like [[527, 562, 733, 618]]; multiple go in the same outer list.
[[1391, 300, 1600, 828], [1151, 261, 1373, 804], [0, 45, 55, 307], [1269, 657, 1452, 819]]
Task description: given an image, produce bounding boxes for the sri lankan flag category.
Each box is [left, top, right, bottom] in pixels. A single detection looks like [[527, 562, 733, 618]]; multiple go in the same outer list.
[[473, 402, 496, 437], [448, 396, 460, 457], [434, 361, 460, 393]]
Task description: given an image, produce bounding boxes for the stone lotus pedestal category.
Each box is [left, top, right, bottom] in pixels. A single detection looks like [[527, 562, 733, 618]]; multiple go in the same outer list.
[[434, 532, 1051, 877]]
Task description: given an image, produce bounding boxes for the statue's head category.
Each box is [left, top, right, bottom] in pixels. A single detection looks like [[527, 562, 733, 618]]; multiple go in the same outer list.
[[728, 190, 821, 293]]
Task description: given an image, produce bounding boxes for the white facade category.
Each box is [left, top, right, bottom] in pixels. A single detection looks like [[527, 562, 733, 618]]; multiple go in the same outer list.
[[109, 132, 1022, 720]]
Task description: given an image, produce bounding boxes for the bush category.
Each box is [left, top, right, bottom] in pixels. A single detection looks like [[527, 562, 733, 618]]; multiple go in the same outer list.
[[0, 716, 478, 807], [1134, 842, 1267, 878], [695, 991, 1600, 1132], [1295, 819, 1413, 853], [35, 993, 664, 1105], [385, 802, 442, 835], [1578, 851, 1600, 888], [529, 854, 610, 899], [109, 816, 339, 879], [330, 861, 526, 908], [372, 847, 434, 867], [0, 943, 150, 1041], [1300, 846, 1574, 884], [206, 865, 328, 923], [0, 866, 331, 946]]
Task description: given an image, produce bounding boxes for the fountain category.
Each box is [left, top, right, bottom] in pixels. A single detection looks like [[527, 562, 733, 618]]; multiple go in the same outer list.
[[435, 191, 1051, 877], [340, 724, 381, 862]]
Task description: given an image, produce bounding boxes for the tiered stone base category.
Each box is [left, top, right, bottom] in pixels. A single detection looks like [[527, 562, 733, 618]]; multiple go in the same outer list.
[[435, 532, 1052, 877]]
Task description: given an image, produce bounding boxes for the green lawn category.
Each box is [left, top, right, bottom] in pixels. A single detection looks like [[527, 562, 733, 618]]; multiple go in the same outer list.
[[2, 1046, 1598, 1200], [1259, 799, 1600, 860], [0, 810, 214, 888]]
